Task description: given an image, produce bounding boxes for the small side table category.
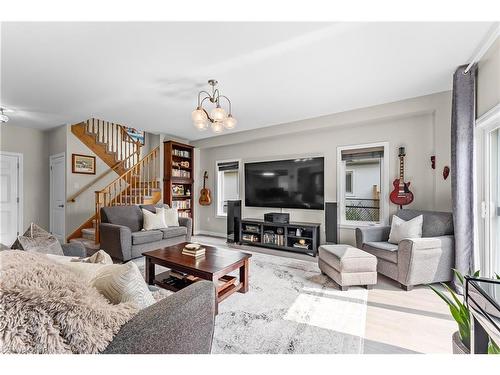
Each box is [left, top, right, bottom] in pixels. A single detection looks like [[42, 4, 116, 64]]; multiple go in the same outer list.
[[465, 276, 500, 354]]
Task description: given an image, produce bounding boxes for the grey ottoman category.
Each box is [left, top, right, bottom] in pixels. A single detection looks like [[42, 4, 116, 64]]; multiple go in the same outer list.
[[318, 244, 377, 291]]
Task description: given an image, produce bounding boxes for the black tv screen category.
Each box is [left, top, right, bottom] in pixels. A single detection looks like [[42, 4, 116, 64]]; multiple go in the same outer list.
[[244, 157, 324, 210]]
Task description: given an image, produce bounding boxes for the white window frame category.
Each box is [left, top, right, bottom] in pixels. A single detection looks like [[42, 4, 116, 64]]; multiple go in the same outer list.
[[337, 142, 389, 228], [215, 159, 241, 218], [474, 104, 500, 277]]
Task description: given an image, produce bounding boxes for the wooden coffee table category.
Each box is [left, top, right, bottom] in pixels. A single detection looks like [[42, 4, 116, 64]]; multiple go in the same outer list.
[[142, 242, 251, 314]]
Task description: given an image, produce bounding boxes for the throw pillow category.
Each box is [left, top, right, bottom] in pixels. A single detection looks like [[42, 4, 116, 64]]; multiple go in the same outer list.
[[11, 223, 52, 250], [156, 206, 180, 227], [17, 224, 64, 256], [142, 208, 167, 230], [91, 262, 156, 310], [86, 249, 114, 265], [388, 214, 424, 244]]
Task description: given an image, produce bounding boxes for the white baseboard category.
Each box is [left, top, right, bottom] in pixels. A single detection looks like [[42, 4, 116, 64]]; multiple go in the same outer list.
[[194, 230, 226, 238]]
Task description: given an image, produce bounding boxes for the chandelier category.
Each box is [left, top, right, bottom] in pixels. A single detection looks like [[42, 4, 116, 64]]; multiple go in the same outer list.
[[191, 80, 236, 133]]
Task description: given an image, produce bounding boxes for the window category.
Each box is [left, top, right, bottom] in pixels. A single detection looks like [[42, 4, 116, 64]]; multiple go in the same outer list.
[[337, 143, 388, 226], [216, 160, 240, 217], [476, 106, 500, 277]]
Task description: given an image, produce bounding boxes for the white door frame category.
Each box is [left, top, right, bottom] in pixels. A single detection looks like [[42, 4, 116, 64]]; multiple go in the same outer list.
[[49, 152, 66, 241], [475, 104, 500, 277], [0, 151, 23, 238]]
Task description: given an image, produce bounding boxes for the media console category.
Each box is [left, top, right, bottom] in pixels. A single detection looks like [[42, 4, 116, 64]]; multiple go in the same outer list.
[[239, 218, 320, 257]]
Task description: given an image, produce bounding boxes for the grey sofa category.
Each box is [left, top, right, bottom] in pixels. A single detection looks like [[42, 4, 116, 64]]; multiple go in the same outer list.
[[356, 209, 455, 291], [64, 241, 216, 354], [100, 204, 192, 262]]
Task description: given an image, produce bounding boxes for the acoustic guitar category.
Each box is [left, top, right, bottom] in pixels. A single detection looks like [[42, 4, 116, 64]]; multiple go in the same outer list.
[[199, 171, 212, 206], [389, 147, 414, 208]]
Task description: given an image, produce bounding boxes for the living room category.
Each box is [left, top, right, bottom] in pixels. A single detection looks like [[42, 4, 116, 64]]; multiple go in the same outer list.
[[1, 1, 499, 372]]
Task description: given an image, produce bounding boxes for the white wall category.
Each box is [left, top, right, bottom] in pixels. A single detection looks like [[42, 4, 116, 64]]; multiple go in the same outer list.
[[0, 124, 50, 231], [192, 91, 452, 245]]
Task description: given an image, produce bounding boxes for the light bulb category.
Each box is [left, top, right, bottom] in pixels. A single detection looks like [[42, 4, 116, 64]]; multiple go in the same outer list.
[[210, 106, 227, 122], [211, 121, 224, 133], [223, 115, 237, 129], [194, 120, 208, 130], [191, 108, 207, 122]]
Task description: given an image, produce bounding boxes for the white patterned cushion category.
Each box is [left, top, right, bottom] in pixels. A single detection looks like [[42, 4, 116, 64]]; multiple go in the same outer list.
[[90, 262, 155, 309], [156, 206, 179, 227], [388, 214, 423, 244], [142, 208, 167, 230], [86, 250, 113, 265]]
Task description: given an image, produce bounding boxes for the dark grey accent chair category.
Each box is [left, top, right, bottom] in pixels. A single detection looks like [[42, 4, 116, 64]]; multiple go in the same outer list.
[[104, 280, 216, 354], [99, 204, 192, 262], [356, 209, 455, 291]]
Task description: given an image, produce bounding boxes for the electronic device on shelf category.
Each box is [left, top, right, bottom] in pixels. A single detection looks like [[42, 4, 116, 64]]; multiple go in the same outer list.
[[226, 200, 241, 243], [264, 212, 290, 224]]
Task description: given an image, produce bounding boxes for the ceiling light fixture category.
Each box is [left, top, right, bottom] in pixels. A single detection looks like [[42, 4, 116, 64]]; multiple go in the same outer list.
[[0, 108, 9, 123], [192, 80, 236, 133]]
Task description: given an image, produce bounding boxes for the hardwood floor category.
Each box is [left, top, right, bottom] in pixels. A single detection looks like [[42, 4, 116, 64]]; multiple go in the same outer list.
[[192, 235, 456, 354]]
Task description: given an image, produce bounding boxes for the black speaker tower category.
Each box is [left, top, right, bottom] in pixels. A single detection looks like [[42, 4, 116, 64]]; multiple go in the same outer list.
[[227, 200, 242, 243], [325, 202, 338, 244]]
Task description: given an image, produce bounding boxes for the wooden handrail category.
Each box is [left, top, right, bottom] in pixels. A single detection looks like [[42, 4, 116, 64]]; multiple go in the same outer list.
[[94, 146, 160, 243], [67, 151, 140, 203]]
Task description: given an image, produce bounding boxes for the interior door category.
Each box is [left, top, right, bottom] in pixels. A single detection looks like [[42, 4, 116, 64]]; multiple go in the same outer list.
[[50, 154, 66, 242], [0, 153, 20, 247]]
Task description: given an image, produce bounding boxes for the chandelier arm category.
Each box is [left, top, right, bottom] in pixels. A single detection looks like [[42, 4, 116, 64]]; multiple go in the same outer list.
[[197, 90, 212, 107], [218, 95, 232, 114], [200, 107, 214, 123]]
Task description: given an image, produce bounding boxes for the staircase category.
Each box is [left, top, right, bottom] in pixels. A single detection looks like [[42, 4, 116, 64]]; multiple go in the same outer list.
[[67, 118, 161, 252]]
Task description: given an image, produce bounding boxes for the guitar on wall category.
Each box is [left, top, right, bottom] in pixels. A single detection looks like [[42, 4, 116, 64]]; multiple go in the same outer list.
[[390, 147, 414, 209], [199, 171, 212, 206]]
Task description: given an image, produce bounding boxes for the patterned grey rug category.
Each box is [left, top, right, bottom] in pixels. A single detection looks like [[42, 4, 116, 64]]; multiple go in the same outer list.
[[135, 248, 368, 354]]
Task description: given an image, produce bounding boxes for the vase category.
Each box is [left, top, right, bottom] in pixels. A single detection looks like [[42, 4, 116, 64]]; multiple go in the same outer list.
[[452, 331, 470, 354]]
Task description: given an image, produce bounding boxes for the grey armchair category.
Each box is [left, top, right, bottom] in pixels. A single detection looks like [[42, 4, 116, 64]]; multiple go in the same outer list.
[[356, 209, 455, 290], [99, 204, 192, 262]]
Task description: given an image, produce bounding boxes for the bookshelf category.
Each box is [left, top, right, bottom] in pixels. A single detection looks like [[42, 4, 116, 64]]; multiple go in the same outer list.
[[163, 141, 194, 230]]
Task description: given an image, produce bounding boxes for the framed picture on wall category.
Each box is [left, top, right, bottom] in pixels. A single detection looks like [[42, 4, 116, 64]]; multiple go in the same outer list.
[[124, 126, 145, 145], [72, 154, 96, 174]]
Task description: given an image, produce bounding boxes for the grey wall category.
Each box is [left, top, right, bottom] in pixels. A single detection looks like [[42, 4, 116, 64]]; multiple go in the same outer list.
[[192, 91, 453, 245], [0, 124, 50, 230], [477, 37, 500, 118]]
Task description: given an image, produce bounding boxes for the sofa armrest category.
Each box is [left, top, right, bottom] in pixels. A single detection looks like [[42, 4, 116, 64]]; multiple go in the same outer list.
[[61, 242, 87, 257], [179, 217, 192, 242], [103, 281, 216, 354], [99, 223, 132, 262], [355, 226, 391, 248], [397, 235, 455, 286]]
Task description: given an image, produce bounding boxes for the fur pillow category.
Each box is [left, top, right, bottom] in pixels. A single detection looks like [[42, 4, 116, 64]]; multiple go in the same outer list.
[[156, 206, 180, 227], [90, 262, 156, 310], [388, 215, 423, 244], [142, 208, 167, 230], [0, 251, 137, 354]]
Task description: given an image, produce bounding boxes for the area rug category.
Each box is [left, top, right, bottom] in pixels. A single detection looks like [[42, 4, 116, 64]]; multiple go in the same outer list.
[[134, 248, 368, 354]]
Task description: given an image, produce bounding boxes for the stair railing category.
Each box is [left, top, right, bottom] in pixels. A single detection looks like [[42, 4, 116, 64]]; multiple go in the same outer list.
[[94, 146, 160, 243], [85, 118, 142, 168]]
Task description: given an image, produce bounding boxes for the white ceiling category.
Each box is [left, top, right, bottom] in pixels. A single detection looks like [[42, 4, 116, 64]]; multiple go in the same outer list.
[[0, 22, 494, 140]]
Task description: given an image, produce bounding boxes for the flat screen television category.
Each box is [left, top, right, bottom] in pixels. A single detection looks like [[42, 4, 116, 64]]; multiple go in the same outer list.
[[244, 157, 324, 210]]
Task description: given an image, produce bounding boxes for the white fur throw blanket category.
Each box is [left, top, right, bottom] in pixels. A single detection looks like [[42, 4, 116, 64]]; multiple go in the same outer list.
[[0, 251, 138, 354]]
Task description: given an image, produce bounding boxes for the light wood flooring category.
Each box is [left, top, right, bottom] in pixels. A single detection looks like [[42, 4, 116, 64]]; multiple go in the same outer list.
[[192, 235, 456, 354]]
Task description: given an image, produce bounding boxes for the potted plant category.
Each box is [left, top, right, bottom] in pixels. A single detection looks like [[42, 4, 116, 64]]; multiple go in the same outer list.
[[429, 271, 500, 354]]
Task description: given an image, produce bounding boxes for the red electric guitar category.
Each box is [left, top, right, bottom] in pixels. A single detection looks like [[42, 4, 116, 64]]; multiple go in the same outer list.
[[390, 147, 414, 208]]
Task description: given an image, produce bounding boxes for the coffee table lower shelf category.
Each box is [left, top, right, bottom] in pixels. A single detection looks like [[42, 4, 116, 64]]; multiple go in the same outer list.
[[154, 271, 242, 301]]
